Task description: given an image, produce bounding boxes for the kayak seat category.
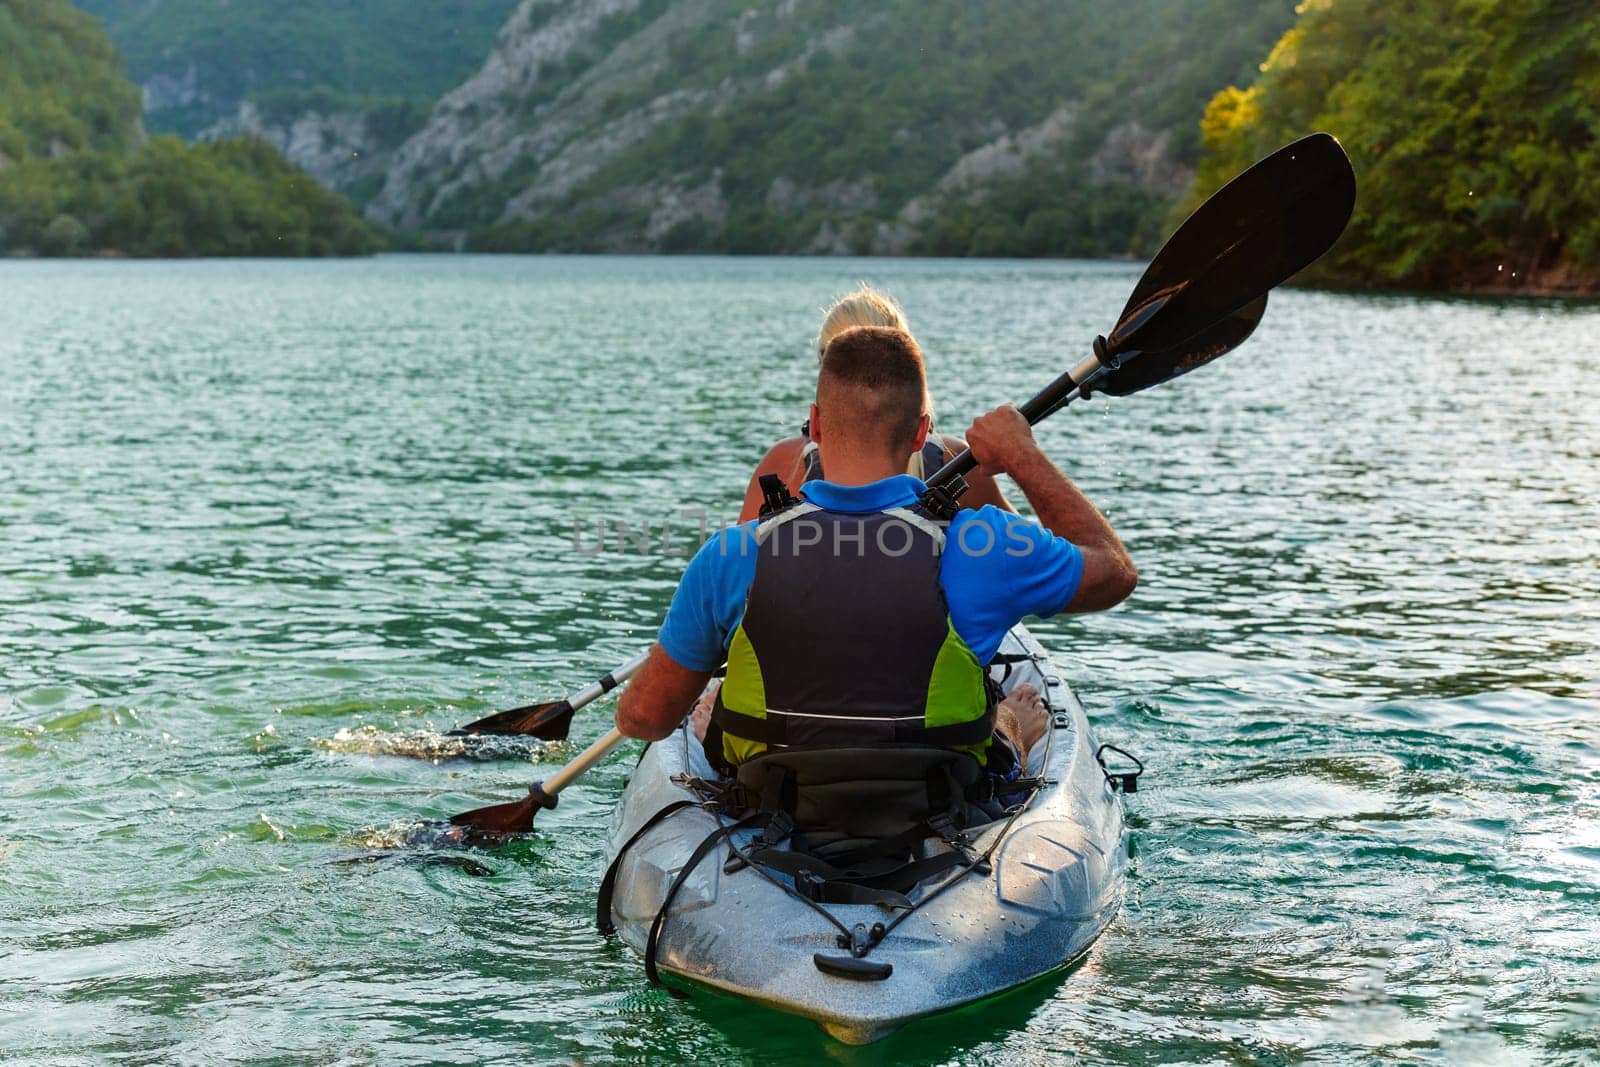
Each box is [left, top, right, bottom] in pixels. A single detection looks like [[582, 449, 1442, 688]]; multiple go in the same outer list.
[[732, 745, 1000, 855], [720, 745, 1003, 909]]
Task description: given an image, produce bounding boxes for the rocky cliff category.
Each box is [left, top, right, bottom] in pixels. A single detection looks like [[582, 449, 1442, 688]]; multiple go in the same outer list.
[[367, 0, 1298, 256], [198, 92, 430, 209]]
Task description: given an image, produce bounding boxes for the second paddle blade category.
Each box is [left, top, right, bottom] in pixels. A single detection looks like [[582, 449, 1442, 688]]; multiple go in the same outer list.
[[449, 794, 534, 837], [448, 781, 559, 838], [449, 700, 576, 741]]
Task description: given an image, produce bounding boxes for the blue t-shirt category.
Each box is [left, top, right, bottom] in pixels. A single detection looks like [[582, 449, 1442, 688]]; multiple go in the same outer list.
[[657, 475, 1084, 672]]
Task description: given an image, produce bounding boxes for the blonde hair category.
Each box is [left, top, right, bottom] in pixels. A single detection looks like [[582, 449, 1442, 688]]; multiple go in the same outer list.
[[817, 286, 908, 357], [815, 286, 935, 426]]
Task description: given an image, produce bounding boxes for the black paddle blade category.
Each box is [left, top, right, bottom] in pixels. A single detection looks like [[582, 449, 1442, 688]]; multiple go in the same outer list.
[[448, 700, 575, 741], [1110, 132, 1355, 357], [448, 795, 534, 836], [448, 781, 557, 838], [1095, 294, 1267, 398]]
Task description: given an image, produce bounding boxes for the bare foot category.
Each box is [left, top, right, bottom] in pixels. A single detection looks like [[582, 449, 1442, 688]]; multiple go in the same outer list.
[[690, 681, 720, 743], [996, 683, 1048, 773]]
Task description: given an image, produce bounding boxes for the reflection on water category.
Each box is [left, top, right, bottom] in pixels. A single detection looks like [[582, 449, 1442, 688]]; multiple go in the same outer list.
[[1, 256, 1597, 1063]]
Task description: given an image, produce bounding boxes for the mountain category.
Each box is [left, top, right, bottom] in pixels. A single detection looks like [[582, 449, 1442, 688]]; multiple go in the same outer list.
[[75, 0, 521, 139], [365, 0, 1297, 256], [0, 0, 376, 256], [1187, 0, 1600, 295]]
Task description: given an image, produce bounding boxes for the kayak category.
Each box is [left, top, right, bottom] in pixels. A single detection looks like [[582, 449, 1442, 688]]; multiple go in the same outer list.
[[600, 625, 1131, 1044]]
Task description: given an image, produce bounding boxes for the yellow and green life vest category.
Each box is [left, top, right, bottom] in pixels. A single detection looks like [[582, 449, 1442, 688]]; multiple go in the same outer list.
[[709, 494, 997, 768]]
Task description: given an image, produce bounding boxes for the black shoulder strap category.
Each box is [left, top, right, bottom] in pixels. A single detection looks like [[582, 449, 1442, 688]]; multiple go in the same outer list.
[[757, 473, 800, 519]]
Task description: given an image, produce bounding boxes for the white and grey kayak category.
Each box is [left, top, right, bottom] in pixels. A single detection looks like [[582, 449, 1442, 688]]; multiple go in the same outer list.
[[601, 625, 1130, 1044]]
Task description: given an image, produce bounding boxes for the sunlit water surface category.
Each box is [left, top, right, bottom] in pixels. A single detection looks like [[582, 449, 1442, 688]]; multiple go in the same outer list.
[[2, 256, 1597, 1064]]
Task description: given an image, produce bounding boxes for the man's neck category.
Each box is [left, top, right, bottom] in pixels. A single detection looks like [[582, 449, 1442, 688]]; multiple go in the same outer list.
[[816, 450, 903, 487]]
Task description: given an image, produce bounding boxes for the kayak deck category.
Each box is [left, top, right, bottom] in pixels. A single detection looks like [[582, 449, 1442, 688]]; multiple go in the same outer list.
[[602, 626, 1128, 1044]]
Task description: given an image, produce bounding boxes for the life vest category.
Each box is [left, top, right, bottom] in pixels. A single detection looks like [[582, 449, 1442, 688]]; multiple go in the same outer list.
[[799, 421, 950, 485], [709, 486, 998, 768]]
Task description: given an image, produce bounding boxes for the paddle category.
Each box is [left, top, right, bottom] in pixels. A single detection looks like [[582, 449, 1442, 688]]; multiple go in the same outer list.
[[448, 727, 629, 837], [448, 651, 648, 740], [920, 132, 1355, 515], [446, 132, 1356, 838]]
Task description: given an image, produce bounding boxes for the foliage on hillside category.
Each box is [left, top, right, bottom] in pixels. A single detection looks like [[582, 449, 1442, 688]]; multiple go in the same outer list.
[[440, 0, 1297, 257], [0, 135, 380, 256], [1188, 0, 1600, 293], [77, 0, 522, 137], [0, 0, 377, 256], [0, 0, 142, 160], [907, 0, 1298, 259]]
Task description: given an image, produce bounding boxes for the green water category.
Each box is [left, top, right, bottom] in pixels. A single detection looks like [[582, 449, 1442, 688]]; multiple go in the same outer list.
[[2, 255, 1597, 1064]]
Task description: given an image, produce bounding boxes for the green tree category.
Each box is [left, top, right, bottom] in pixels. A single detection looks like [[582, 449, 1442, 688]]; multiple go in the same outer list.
[[0, 0, 379, 257], [39, 213, 88, 256], [1186, 0, 1600, 291]]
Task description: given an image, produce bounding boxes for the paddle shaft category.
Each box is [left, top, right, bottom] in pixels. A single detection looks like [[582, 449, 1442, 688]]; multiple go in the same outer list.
[[545, 727, 628, 796], [924, 351, 1103, 492], [565, 652, 649, 715]]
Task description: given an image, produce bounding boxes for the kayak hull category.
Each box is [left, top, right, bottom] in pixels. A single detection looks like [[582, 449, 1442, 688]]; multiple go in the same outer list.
[[602, 626, 1127, 1044]]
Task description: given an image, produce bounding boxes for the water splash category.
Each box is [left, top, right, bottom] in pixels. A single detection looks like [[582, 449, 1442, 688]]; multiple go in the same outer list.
[[315, 725, 552, 762]]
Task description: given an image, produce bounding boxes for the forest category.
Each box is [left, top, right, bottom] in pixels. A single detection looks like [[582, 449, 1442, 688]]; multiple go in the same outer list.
[[448, 0, 1297, 258], [1188, 0, 1600, 293], [0, 0, 376, 257]]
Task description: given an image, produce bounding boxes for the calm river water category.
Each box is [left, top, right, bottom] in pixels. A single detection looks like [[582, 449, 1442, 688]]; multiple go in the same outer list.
[[2, 255, 1597, 1064]]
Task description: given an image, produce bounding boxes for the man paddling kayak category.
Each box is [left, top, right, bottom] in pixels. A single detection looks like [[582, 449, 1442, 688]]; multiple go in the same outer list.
[[617, 325, 1135, 777]]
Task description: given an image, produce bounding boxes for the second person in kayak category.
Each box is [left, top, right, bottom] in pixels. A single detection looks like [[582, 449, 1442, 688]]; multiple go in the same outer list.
[[617, 325, 1136, 775], [737, 286, 1013, 522]]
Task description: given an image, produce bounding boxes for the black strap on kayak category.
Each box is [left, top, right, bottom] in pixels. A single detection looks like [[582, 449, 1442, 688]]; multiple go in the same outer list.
[[596, 800, 699, 937], [874, 729, 1056, 945], [717, 762, 985, 911], [1095, 743, 1145, 793], [740, 846, 971, 910], [643, 812, 769, 997]]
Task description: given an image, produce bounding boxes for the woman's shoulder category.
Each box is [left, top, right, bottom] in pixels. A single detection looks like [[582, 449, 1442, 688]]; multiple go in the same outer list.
[[756, 436, 805, 469]]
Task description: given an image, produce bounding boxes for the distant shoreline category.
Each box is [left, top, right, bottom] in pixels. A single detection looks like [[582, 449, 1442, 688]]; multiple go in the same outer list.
[[5, 248, 1597, 301]]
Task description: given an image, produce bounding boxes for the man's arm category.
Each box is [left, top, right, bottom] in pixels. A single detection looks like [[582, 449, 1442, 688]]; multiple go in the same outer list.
[[616, 643, 714, 740], [964, 404, 1137, 613]]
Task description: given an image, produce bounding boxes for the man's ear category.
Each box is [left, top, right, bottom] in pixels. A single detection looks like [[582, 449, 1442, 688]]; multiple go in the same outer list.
[[809, 402, 824, 445], [910, 412, 931, 452]]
